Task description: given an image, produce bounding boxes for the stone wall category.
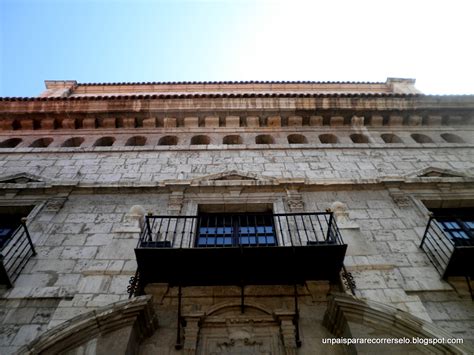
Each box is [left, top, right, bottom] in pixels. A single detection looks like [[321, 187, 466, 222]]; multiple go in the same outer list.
[[0, 142, 473, 353], [0, 145, 472, 183]]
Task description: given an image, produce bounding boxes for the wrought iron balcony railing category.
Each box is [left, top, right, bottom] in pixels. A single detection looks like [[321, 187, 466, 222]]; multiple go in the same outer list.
[[134, 212, 347, 288], [138, 212, 344, 249], [0, 218, 36, 288], [420, 215, 474, 278]]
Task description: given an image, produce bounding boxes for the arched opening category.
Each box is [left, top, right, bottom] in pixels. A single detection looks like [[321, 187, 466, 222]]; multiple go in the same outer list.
[[255, 135, 274, 144], [350, 134, 369, 143], [30, 138, 53, 148], [61, 137, 84, 147], [17, 296, 157, 355], [411, 133, 433, 143], [222, 135, 242, 145], [441, 133, 464, 143], [191, 135, 210, 145], [287, 134, 307, 144], [125, 136, 147, 146], [319, 134, 338, 144], [0, 138, 22, 148], [324, 294, 469, 354], [381, 134, 403, 143], [93, 136, 115, 147], [158, 136, 178, 146]]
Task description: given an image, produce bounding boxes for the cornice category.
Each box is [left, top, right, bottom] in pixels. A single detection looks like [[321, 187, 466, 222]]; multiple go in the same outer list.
[[2, 94, 474, 115]]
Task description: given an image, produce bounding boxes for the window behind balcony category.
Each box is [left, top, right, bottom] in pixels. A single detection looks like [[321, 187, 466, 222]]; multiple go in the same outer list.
[[196, 213, 277, 247], [0, 206, 34, 249], [430, 208, 474, 245]]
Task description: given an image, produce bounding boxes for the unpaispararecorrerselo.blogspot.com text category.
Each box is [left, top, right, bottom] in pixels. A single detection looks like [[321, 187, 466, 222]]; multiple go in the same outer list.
[[322, 337, 464, 346]]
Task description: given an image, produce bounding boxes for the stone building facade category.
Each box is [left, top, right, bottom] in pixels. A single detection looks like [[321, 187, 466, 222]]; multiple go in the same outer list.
[[0, 78, 473, 354]]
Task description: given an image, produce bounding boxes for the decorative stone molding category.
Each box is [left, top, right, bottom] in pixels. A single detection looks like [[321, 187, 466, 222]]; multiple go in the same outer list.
[[388, 189, 414, 208], [17, 296, 158, 355], [323, 293, 471, 354], [406, 166, 470, 179], [181, 302, 298, 354]]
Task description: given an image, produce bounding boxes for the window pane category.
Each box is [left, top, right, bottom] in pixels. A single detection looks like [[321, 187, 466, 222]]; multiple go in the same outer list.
[[442, 221, 460, 229]]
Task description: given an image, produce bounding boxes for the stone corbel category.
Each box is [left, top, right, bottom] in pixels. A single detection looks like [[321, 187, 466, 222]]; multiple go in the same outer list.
[[285, 188, 304, 212], [388, 188, 413, 208]]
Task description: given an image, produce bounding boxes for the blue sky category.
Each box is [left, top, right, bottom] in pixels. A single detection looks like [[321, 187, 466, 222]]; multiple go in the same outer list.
[[1, 0, 474, 97]]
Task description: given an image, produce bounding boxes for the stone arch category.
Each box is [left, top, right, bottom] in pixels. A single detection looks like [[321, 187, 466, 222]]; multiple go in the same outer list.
[[30, 137, 53, 148], [126, 135, 147, 146], [222, 135, 242, 145], [93, 136, 115, 147], [411, 133, 433, 143], [61, 137, 84, 147], [17, 296, 157, 355], [324, 293, 470, 354], [350, 133, 369, 143], [205, 301, 274, 317], [183, 301, 293, 354], [255, 134, 274, 144], [287, 134, 307, 144], [381, 133, 403, 143], [158, 135, 178, 145], [191, 135, 210, 145], [441, 133, 464, 143], [0, 137, 22, 148], [319, 134, 338, 144]]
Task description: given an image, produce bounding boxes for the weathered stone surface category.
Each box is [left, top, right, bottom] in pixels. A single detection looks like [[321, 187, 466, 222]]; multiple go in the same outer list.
[[0, 79, 473, 354]]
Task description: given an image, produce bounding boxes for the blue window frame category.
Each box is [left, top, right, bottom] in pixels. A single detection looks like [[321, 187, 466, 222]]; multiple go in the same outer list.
[[196, 213, 277, 247], [432, 208, 474, 245]]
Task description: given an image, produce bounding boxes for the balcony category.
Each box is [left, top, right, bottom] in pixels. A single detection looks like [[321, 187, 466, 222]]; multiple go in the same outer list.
[[0, 219, 36, 288], [134, 212, 347, 288], [420, 215, 474, 278]]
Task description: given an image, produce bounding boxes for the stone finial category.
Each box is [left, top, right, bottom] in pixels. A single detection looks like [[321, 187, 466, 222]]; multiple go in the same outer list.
[[127, 205, 146, 229], [330, 201, 350, 225]]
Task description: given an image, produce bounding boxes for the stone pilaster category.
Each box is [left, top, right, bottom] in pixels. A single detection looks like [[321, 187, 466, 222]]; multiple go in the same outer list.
[[168, 188, 185, 215], [183, 315, 203, 354], [278, 315, 297, 355]]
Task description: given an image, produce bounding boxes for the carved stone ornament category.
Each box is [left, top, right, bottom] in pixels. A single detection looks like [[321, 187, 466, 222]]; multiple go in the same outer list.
[[44, 198, 67, 212], [390, 192, 413, 207], [286, 189, 304, 212]]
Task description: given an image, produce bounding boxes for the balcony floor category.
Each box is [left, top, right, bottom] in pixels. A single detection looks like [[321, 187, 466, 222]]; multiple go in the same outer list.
[[135, 244, 347, 286], [444, 246, 474, 278]]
